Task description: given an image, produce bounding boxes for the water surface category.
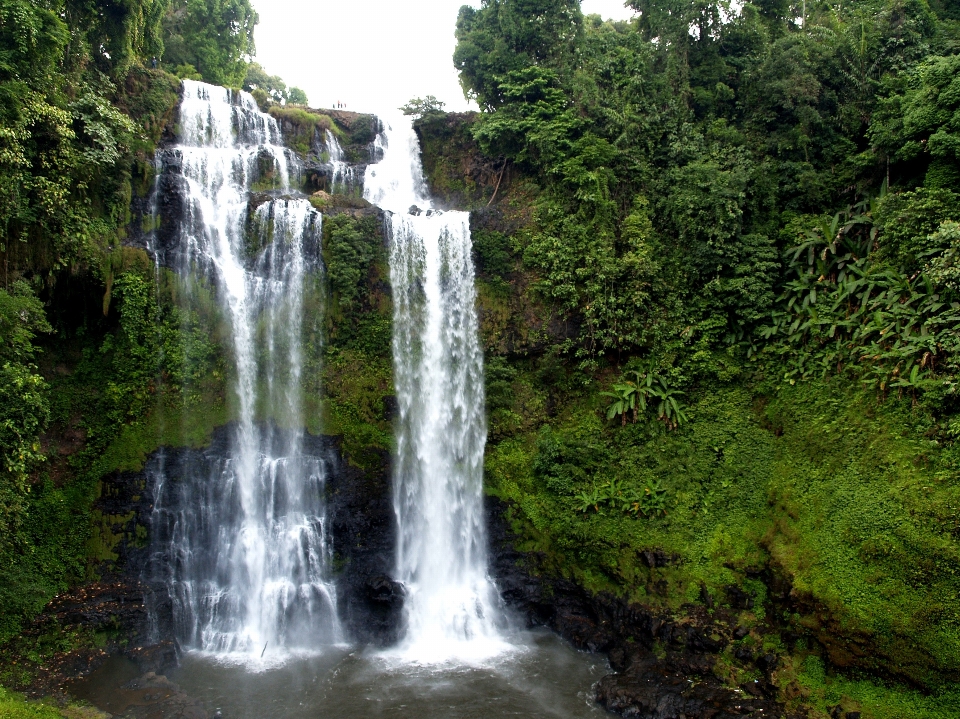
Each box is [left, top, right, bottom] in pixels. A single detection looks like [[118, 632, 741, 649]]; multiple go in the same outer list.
[[176, 629, 606, 718], [74, 629, 609, 718]]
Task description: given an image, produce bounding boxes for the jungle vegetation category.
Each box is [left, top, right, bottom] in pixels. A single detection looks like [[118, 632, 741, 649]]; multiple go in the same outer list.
[[0, 0, 959, 716], [438, 0, 960, 715]]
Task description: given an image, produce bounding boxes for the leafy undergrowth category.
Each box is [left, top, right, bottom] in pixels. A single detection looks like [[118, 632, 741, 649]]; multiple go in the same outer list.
[[485, 369, 960, 705], [312, 213, 395, 469], [317, 347, 393, 469], [0, 617, 99, 695]]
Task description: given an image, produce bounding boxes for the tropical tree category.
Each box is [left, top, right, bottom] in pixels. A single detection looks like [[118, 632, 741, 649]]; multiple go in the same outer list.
[[454, 0, 582, 108], [162, 0, 258, 87], [400, 95, 446, 119], [870, 54, 960, 191]]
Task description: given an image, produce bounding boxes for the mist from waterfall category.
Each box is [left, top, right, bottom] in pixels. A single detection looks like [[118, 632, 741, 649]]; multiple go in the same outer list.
[[364, 114, 507, 663], [147, 80, 338, 660]]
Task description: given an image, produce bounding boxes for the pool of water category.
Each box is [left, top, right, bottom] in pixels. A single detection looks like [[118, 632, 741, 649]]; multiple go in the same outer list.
[[71, 628, 610, 719]]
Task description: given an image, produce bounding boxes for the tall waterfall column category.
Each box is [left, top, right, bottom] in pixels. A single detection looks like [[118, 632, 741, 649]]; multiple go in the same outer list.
[[364, 114, 508, 662], [148, 80, 338, 660]]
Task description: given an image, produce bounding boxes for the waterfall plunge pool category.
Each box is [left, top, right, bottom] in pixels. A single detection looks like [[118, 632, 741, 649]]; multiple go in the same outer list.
[[70, 628, 610, 718]]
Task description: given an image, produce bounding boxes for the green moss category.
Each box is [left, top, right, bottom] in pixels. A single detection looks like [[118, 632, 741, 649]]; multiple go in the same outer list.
[[0, 687, 63, 719], [268, 106, 334, 155], [318, 347, 393, 470], [485, 375, 960, 689], [86, 509, 134, 565], [415, 113, 488, 208], [784, 653, 960, 719]]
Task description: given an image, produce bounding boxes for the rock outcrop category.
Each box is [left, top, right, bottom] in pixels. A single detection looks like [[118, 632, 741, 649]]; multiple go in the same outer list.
[[486, 496, 794, 719]]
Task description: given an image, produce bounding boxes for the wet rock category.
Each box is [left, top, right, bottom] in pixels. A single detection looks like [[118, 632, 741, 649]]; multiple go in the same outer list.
[[596, 654, 780, 719], [756, 653, 779, 674], [325, 441, 405, 646], [408, 205, 422, 215], [366, 575, 405, 604], [485, 495, 788, 719], [733, 626, 749, 640], [726, 585, 754, 610], [699, 584, 714, 609], [686, 626, 724, 653], [640, 549, 676, 568], [382, 394, 398, 421], [126, 641, 179, 674], [301, 155, 331, 177], [248, 190, 281, 212], [734, 646, 754, 663]]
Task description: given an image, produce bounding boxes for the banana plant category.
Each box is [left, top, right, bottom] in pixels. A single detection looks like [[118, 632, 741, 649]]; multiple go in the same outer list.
[[625, 479, 667, 517], [602, 383, 638, 426], [575, 486, 605, 513], [603, 365, 688, 430], [756, 192, 960, 398]]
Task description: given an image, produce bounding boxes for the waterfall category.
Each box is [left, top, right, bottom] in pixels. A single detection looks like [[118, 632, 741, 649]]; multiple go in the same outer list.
[[148, 80, 339, 658], [364, 114, 507, 662], [324, 129, 360, 195]]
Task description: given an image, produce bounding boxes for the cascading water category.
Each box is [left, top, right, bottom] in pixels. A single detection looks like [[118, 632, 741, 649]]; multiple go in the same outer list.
[[364, 114, 507, 662], [73, 99, 610, 719], [148, 80, 338, 658], [324, 129, 361, 195]]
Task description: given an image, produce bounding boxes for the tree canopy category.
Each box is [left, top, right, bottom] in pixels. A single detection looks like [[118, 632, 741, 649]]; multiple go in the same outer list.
[[454, 0, 960, 382]]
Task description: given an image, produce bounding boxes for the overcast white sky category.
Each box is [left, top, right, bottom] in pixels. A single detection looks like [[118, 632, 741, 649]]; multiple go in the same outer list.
[[250, 0, 636, 114]]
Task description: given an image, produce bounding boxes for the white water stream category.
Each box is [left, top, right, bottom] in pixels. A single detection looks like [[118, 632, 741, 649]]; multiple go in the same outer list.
[[150, 80, 338, 659], [153, 90, 506, 665], [324, 129, 361, 195], [364, 114, 508, 663]]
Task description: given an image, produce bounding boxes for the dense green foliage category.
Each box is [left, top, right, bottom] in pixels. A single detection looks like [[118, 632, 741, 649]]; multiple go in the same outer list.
[[244, 61, 308, 106], [442, 0, 960, 711], [317, 213, 395, 468], [400, 95, 447, 119], [0, 282, 50, 551], [456, 0, 960, 369], [161, 0, 257, 86]]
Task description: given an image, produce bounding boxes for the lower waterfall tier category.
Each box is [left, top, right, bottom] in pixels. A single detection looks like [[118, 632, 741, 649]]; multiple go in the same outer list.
[[100, 424, 404, 654]]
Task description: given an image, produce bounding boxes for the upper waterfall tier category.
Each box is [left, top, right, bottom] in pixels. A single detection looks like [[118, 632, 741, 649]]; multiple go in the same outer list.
[[363, 113, 432, 214], [323, 129, 363, 196], [179, 80, 285, 149]]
